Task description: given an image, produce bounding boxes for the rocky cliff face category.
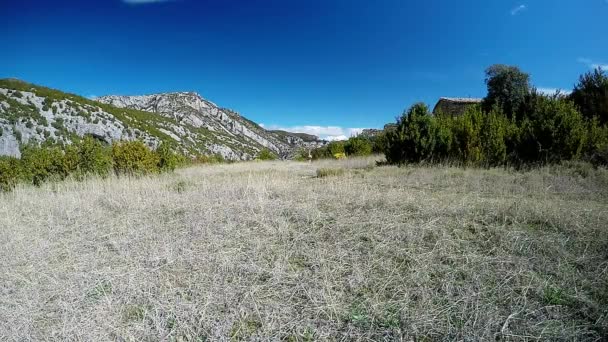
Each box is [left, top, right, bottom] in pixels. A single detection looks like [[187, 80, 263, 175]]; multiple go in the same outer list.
[[0, 79, 326, 160]]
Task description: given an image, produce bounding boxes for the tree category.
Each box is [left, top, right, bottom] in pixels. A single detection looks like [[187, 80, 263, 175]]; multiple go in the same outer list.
[[570, 67, 608, 124], [483, 64, 530, 117], [384, 103, 435, 163], [344, 136, 372, 156]]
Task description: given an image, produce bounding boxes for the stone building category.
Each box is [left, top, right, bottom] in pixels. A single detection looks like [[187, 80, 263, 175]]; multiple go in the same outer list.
[[432, 97, 483, 116]]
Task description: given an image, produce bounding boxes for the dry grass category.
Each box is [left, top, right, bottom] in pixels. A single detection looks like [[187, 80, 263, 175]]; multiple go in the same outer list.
[[1, 158, 607, 341]]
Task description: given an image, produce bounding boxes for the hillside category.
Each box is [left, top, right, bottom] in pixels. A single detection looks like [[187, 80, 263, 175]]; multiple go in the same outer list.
[[0, 79, 325, 160]]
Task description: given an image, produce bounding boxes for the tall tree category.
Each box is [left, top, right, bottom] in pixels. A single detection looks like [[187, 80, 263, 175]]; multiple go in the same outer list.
[[483, 64, 530, 117], [570, 67, 608, 124]]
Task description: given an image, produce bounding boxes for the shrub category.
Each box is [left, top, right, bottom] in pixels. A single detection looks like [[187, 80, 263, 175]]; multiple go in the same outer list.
[[316, 168, 345, 178], [156, 142, 179, 172], [344, 137, 373, 156], [112, 140, 160, 175], [256, 148, 277, 160], [75, 137, 113, 176], [20, 145, 68, 186], [0, 156, 22, 191]]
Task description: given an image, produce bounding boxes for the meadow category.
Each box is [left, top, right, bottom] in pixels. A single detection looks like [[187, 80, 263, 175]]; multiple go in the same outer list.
[[1, 158, 607, 341]]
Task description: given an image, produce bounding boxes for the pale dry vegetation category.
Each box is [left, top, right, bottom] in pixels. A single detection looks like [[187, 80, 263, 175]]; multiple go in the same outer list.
[[1, 158, 607, 341]]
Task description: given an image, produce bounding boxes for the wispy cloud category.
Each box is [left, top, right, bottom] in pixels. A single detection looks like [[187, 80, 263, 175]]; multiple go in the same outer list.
[[537, 87, 571, 96], [260, 124, 365, 141], [122, 0, 172, 4], [578, 57, 608, 70], [510, 4, 527, 15]]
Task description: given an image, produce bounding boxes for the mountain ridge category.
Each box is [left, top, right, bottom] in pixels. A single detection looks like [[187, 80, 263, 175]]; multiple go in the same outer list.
[[0, 79, 326, 160]]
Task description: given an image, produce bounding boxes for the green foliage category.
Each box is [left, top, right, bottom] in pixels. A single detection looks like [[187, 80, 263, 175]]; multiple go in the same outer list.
[[383, 65, 608, 167], [112, 140, 160, 175], [385, 103, 436, 163], [570, 67, 608, 124], [0, 137, 184, 191], [75, 137, 113, 176], [0, 156, 22, 191], [156, 142, 179, 172], [20, 145, 68, 186], [256, 148, 277, 160], [483, 64, 530, 117], [344, 136, 373, 156]]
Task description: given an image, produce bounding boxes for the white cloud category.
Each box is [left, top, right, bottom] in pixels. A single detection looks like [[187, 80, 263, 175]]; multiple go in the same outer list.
[[510, 4, 527, 15], [537, 87, 571, 96], [260, 124, 365, 141], [122, 0, 172, 4], [578, 57, 608, 70]]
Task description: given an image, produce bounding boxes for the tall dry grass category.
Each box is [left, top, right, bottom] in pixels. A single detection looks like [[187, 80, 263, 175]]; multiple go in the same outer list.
[[1, 159, 607, 340]]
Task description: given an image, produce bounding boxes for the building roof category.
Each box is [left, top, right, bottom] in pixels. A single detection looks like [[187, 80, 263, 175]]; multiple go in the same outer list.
[[432, 97, 483, 116], [437, 97, 483, 103]]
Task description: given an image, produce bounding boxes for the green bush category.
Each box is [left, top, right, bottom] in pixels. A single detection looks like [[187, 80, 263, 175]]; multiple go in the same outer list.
[[156, 142, 179, 172], [256, 148, 277, 160], [112, 140, 160, 175], [20, 145, 68, 186], [344, 137, 373, 156], [0, 156, 22, 191], [382, 65, 607, 168], [75, 137, 113, 176]]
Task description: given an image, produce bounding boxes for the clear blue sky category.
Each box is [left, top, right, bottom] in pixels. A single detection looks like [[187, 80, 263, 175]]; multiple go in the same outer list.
[[1, 0, 607, 138]]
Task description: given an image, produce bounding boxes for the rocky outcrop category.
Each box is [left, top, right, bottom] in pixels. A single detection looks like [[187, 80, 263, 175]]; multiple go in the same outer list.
[[0, 79, 326, 160]]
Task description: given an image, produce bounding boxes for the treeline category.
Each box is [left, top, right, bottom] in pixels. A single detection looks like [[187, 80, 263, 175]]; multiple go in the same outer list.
[[382, 65, 608, 167], [306, 136, 381, 160], [0, 137, 181, 191]]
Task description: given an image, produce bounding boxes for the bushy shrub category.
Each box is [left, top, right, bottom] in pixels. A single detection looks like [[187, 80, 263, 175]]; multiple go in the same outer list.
[[111, 140, 160, 175], [75, 136, 113, 176], [256, 148, 277, 160], [0, 156, 22, 191], [344, 137, 372, 156], [20, 145, 68, 185], [156, 142, 179, 171]]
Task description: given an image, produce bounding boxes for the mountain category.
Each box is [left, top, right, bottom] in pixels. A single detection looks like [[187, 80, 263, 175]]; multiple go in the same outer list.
[[0, 79, 325, 159]]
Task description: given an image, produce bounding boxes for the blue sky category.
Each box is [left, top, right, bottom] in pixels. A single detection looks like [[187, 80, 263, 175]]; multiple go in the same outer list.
[[1, 0, 607, 140]]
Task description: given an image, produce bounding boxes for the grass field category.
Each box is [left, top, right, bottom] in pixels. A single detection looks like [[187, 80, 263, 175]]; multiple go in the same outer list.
[[1, 158, 607, 341]]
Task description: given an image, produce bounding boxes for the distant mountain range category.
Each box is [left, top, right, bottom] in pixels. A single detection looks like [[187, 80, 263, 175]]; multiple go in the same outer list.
[[0, 79, 326, 160]]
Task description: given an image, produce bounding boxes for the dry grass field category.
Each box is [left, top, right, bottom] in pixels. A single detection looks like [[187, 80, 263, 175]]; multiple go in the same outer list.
[[1, 158, 607, 341]]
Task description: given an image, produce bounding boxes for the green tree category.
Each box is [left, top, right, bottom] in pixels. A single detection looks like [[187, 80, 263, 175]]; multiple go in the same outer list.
[[384, 103, 435, 163], [483, 64, 530, 117], [344, 136, 373, 156], [570, 67, 608, 124]]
